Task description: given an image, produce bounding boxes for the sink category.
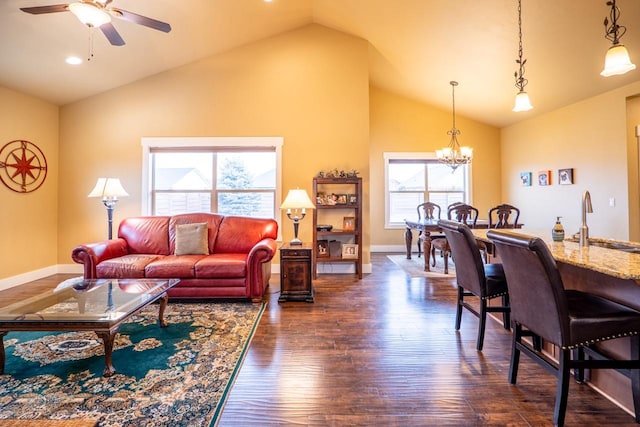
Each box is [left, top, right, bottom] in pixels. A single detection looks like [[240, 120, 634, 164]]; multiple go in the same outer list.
[[564, 237, 640, 254]]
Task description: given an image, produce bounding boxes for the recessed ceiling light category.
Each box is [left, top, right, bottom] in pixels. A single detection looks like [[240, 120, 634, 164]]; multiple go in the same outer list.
[[65, 56, 83, 65]]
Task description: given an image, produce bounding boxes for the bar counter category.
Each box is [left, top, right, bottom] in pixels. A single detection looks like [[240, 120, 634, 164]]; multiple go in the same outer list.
[[472, 228, 640, 417]]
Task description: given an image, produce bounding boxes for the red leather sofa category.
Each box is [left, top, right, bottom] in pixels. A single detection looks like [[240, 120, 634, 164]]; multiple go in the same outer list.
[[71, 213, 278, 302]]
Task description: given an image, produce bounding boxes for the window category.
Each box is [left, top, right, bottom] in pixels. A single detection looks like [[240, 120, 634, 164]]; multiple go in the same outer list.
[[384, 152, 470, 227], [142, 137, 282, 220]]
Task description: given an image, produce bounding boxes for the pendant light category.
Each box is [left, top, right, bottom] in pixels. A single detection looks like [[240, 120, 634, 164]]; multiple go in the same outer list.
[[436, 81, 472, 172], [600, 0, 636, 77], [513, 0, 533, 112]]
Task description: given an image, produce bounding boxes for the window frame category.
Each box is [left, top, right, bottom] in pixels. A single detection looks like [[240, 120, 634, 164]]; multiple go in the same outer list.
[[383, 151, 472, 229], [141, 137, 283, 239]]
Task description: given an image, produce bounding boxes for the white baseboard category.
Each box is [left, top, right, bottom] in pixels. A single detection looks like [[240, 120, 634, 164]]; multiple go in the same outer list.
[[0, 264, 83, 292]]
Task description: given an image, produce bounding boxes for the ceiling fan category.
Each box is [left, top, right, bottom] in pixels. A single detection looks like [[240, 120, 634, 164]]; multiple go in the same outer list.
[[20, 0, 171, 46]]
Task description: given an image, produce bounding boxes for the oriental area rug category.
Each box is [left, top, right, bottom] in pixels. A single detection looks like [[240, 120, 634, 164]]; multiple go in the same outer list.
[[0, 302, 265, 427], [387, 254, 456, 278]]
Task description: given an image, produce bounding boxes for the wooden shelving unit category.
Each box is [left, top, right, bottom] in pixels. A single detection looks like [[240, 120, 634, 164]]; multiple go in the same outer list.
[[312, 177, 362, 279]]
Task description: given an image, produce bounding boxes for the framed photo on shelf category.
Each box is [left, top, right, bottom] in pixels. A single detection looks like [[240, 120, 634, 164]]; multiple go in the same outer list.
[[336, 194, 348, 205], [558, 168, 574, 185], [538, 170, 551, 186], [347, 194, 358, 205], [342, 243, 358, 259], [520, 172, 532, 187], [316, 240, 330, 258], [343, 216, 355, 231], [329, 240, 342, 258]]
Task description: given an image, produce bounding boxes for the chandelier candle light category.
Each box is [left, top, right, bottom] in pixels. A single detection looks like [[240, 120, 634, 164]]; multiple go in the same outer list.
[[513, 0, 533, 112], [436, 81, 472, 172], [88, 177, 128, 240], [600, 0, 636, 77], [280, 188, 316, 245]]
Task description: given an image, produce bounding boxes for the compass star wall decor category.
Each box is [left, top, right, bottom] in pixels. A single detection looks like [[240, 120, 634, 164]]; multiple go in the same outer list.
[[0, 140, 48, 193]]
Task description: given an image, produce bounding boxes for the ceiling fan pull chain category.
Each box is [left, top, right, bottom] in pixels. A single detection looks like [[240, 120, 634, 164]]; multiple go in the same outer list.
[[87, 27, 94, 62]]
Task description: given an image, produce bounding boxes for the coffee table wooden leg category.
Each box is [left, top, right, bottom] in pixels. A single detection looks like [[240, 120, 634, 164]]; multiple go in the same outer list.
[[159, 293, 169, 328], [0, 332, 6, 375], [96, 330, 117, 377]]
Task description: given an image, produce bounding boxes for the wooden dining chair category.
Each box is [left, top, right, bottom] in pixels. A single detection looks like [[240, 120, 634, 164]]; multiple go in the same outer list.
[[431, 203, 479, 273], [415, 202, 445, 261], [488, 204, 520, 229], [488, 229, 640, 426]]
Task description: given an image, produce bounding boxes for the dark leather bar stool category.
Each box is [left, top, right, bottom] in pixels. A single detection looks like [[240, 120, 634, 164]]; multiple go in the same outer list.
[[438, 219, 510, 351], [488, 229, 640, 426]]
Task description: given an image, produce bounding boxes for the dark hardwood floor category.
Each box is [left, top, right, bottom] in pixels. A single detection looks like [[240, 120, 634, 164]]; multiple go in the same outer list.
[[2, 254, 639, 426]]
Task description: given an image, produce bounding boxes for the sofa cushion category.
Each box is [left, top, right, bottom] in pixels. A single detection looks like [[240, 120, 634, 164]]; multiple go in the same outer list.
[[195, 254, 247, 278], [119, 216, 171, 255], [174, 223, 209, 255], [96, 254, 162, 278], [145, 255, 205, 278]]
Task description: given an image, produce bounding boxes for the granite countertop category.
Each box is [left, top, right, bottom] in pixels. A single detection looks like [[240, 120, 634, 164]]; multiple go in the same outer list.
[[472, 229, 640, 281]]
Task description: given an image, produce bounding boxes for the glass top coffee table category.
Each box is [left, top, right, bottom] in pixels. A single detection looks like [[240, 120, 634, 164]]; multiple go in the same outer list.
[[0, 277, 180, 377]]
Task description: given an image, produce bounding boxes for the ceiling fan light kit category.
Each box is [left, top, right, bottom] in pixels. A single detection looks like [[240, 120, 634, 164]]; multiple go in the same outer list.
[[20, 0, 171, 47], [68, 2, 111, 27]]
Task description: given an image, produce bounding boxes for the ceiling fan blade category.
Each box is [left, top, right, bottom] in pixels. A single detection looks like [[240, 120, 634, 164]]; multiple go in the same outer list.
[[100, 22, 125, 46], [110, 8, 171, 33], [20, 4, 69, 14]]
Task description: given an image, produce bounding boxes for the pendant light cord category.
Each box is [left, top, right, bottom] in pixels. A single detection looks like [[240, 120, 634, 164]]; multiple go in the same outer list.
[[514, 0, 528, 92]]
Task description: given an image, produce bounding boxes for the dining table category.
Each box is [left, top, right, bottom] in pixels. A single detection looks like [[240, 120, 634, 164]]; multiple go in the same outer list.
[[404, 218, 490, 272], [473, 227, 640, 415]]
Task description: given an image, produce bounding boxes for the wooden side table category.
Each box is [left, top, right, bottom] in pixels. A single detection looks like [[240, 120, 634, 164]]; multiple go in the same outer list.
[[279, 243, 314, 303]]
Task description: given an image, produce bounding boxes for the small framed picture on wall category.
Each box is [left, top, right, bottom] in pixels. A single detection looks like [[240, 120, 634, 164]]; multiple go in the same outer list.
[[558, 168, 574, 185], [520, 172, 532, 186], [538, 170, 551, 186]]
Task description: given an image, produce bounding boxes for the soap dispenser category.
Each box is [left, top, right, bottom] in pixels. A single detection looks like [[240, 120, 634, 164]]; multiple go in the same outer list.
[[552, 216, 565, 242]]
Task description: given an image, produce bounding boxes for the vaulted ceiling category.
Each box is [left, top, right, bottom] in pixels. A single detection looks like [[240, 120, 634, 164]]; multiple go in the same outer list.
[[2, 0, 639, 128]]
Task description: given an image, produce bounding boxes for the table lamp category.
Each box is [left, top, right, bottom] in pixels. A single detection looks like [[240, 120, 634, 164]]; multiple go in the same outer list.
[[280, 188, 315, 245], [88, 177, 128, 240]]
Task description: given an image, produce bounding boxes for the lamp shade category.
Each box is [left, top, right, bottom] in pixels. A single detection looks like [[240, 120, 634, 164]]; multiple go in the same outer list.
[[601, 44, 636, 77], [280, 189, 315, 210], [68, 2, 111, 27], [88, 178, 128, 199], [512, 91, 533, 112]]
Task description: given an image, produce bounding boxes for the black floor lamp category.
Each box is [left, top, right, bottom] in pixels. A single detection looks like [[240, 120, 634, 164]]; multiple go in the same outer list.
[[88, 177, 128, 240]]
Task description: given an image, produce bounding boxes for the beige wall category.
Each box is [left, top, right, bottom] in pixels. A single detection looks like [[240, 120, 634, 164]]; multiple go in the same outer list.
[[0, 86, 59, 278], [369, 85, 502, 247], [58, 24, 371, 264], [502, 81, 640, 240]]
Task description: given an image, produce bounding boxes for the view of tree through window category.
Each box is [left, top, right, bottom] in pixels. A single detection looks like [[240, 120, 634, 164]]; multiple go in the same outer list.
[[386, 156, 468, 226], [151, 150, 276, 217]]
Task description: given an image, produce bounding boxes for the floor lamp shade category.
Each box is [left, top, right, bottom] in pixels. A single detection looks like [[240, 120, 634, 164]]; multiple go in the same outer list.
[[280, 188, 315, 245], [88, 178, 128, 240]]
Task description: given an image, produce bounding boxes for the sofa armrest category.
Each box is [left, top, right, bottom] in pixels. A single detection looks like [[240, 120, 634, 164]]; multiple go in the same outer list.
[[71, 238, 129, 279], [247, 238, 278, 301]]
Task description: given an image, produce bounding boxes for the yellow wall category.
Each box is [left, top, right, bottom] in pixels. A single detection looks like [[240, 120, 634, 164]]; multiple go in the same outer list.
[[502, 81, 640, 240], [369, 86, 502, 246], [0, 86, 59, 277], [57, 24, 371, 264]]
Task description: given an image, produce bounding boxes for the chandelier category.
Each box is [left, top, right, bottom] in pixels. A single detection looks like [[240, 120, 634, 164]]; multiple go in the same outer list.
[[436, 81, 472, 172], [600, 0, 636, 77]]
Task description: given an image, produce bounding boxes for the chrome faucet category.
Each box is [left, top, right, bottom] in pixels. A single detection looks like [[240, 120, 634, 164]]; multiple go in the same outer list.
[[579, 190, 593, 247]]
